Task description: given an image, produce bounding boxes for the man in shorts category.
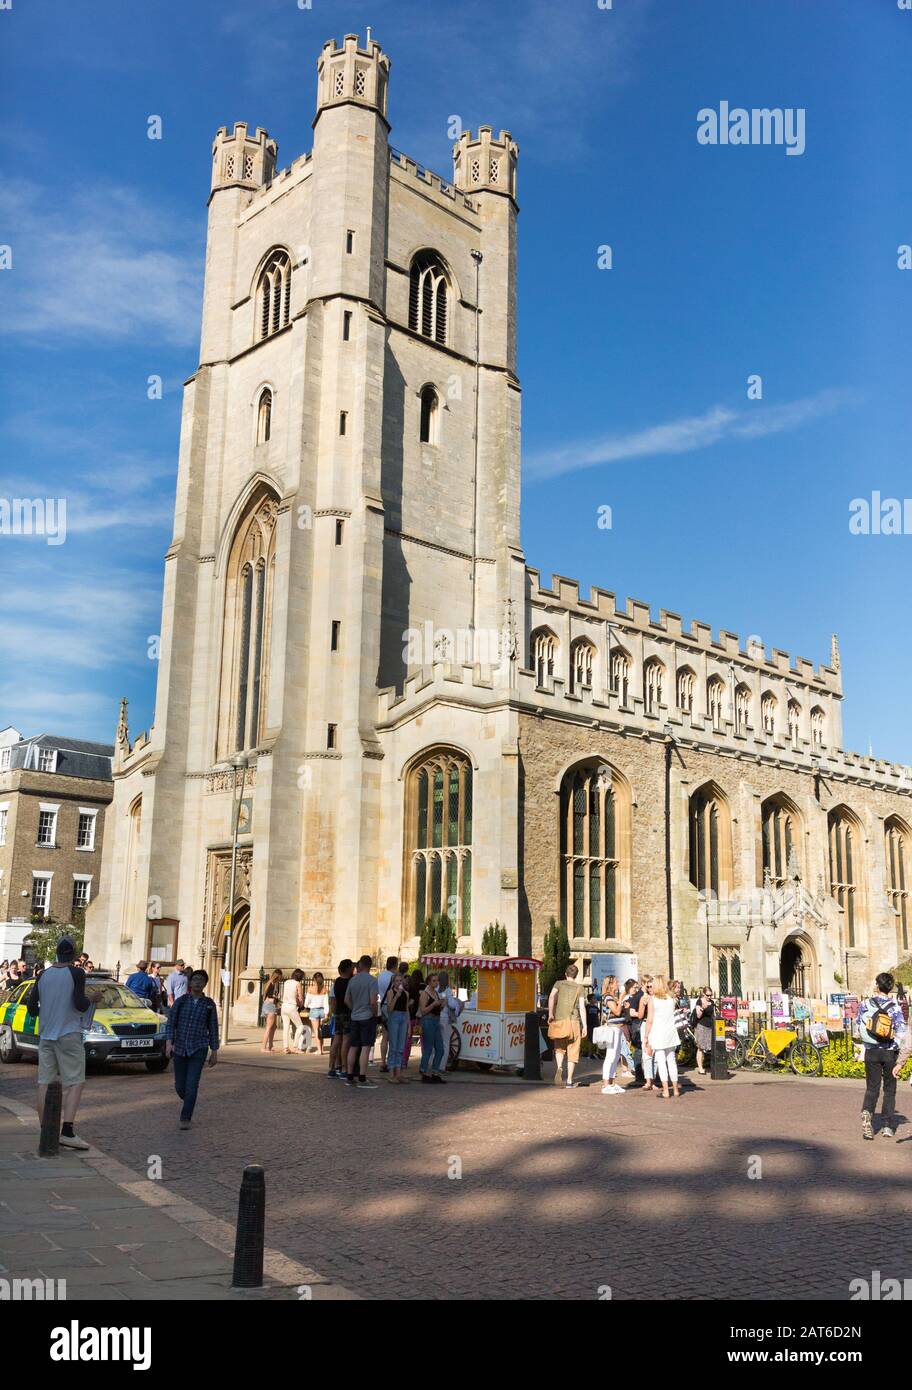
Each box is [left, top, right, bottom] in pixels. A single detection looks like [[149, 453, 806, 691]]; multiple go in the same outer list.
[[344, 955, 379, 1089], [328, 958, 353, 1078], [25, 935, 101, 1150]]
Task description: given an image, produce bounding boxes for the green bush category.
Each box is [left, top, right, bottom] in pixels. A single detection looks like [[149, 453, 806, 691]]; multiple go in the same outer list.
[[540, 917, 571, 998], [820, 1041, 912, 1080], [481, 922, 508, 955]]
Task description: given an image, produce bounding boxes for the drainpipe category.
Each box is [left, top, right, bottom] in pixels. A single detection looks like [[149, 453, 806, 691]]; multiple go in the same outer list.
[[469, 249, 482, 659], [664, 728, 675, 978]]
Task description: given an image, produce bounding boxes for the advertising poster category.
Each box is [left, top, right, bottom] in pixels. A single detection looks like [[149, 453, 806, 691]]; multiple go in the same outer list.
[[844, 995, 860, 1021], [736, 1018, 748, 1036], [811, 999, 829, 1023], [750, 998, 768, 1014], [770, 992, 790, 1025], [809, 1022, 829, 1047], [792, 998, 810, 1021], [721, 996, 737, 1021]]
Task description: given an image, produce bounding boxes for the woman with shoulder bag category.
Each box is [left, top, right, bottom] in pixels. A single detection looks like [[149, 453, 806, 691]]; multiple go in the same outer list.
[[418, 972, 446, 1083], [261, 969, 283, 1053], [304, 972, 330, 1055], [594, 974, 627, 1095], [692, 986, 715, 1075], [384, 965, 412, 1085], [547, 963, 588, 1089]]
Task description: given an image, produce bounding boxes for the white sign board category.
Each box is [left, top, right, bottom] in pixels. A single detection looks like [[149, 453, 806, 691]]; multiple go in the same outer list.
[[457, 1012, 501, 1063]]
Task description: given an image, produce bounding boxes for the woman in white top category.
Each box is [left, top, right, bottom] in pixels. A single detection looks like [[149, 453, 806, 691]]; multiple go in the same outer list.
[[599, 975, 626, 1096], [303, 972, 330, 1056], [281, 969, 307, 1054], [643, 974, 681, 1099]]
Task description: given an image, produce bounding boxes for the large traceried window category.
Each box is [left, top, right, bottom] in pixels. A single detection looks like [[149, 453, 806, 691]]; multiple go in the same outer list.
[[610, 648, 630, 705], [761, 692, 777, 735], [256, 250, 292, 341], [828, 806, 861, 948], [408, 251, 448, 345], [707, 677, 725, 730], [885, 817, 909, 954], [531, 628, 557, 687], [761, 794, 797, 888], [569, 639, 595, 695], [407, 749, 472, 934], [677, 667, 695, 714], [559, 761, 629, 941], [643, 658, 665, 714], [734, 684, 751, 734], [220, 489, 279, 756], [689, 782, 732, 898]]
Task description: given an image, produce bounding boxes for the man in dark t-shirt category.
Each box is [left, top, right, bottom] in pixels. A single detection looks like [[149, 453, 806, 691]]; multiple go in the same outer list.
[[328, 959, 353, 1079]]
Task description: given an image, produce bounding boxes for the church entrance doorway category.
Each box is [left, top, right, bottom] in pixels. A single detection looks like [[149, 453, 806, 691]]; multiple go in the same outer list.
[[780, 934, 816, 996]]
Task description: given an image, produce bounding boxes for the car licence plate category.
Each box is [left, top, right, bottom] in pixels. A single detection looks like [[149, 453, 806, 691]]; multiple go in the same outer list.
[[121, 1039, 154, 1048]]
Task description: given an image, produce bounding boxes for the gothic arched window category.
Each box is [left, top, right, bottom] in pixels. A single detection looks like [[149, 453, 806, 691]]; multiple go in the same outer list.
[[531, 628, 557, 687], [220, 489, 279, 755], [406, 749, 472, 935], [610, 648, 630, 705], [419, 385, 439, 444], [689, 782, 732, 898], [886, 818, 910, 954], [409, 251, 448, 345], [788, 699, 801, 747], [828, 806, 861, 948], [761, 692, 777, 735], [569, 639, 595, 695], [559, 761, 630, 941], [256, 388, 272, 445], [735, 683, 751, 734], [256, 250, 292, 341], [677, 667, 695, 714], [707, 677, 725, 730], [643, 658, 665, 714], [761, 794, 798, 888], [810, 706, 825, 748]]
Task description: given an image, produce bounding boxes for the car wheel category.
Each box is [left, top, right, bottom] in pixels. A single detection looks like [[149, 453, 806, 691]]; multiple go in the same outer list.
[[0, 1026, 22, 1063], [145, 1056, 171, 1073]]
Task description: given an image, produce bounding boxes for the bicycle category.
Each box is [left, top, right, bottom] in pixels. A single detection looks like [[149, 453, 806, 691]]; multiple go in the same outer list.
[[733, 1026, 822, 1077]]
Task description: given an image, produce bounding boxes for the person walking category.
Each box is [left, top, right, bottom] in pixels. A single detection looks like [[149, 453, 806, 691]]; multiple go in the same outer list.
[[598, 975, 627, 1095], [328, 959, 353, 1078], [627, 976, 653, 1088], [547, 962, 588, 1089], [148, 962, 166, 1013], [164, 969, 220, 1130], [281, 968, 307, 1054], [24, 935, 101, 1150], [384, 964, 411, 1084], [344, 955, 379, 1088], [304, 973, 330, 1056], [644, 975, 681, 1099], [418, 972, 446, 1083], [165, 959, 189, 1012], [692, 986, 715, 1075], [125, 960, 158, 1007], [261, 969, 283, 1052], [858, 972, 906, 1140]]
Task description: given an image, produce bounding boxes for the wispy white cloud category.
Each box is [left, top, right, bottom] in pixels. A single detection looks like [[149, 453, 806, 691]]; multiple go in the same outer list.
[[524, 388, 859, 481], [0, 180, 203, 346]]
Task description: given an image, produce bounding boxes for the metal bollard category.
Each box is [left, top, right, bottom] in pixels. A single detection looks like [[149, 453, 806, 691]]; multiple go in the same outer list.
[[38, 1080, 62, 1157], [232, 1164, 265, 1288], [710, 1029, 730, 1080], [522, 1011, 542, 1081]]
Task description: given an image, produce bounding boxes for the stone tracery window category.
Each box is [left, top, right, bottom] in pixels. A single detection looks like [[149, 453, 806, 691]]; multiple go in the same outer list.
[[885, 817, 909, 954], [559, 761, 629, 941], [220, 488, 279, 755], [810, 706, 825, 748], [788, 699, 801, 747], [677, 667, 694, 714], [761, 692, 777, 735], [734, 683, 751, 734], [761, 794, 797, 888], [531, 628, 557, 687], [828, 807, 860, 948], [408, 250, 448, 345], [569, 639, 595, 695], [256, 250, 292, 341], [707, 676, 725, 730], [643, 658, 664, 714], [689, 782, 731, 898], [406, 749, 472, 934], [610, 648, 630, 705]]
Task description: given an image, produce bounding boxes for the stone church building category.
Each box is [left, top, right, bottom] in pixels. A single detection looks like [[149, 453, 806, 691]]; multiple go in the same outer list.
[[87, 34, 912, 1020]]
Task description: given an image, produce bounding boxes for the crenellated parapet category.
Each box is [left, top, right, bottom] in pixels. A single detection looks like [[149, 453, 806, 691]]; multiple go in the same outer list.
[[211, 123, 277, 194], [389, 148, 479, 213], [453, 126, 518, 201]]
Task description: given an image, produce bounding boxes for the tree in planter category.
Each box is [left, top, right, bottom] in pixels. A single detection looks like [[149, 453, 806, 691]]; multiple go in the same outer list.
[[419, 913, 457, 958], [540, 917, 571, 998], [481, 921, 508, 956]]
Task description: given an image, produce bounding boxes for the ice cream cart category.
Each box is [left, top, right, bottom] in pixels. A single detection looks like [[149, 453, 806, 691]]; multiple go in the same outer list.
[[420, 954, 542, 1071]]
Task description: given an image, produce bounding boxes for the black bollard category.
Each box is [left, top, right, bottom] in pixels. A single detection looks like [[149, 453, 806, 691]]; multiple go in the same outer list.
[[522, 1011, 542, 1081], [38, 1080, 62, 1157], [232, 1164, 265, 1288], [710, 1027, 730, 1080]]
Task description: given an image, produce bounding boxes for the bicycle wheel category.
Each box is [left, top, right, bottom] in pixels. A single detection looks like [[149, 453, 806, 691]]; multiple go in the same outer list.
[[747, 1041, 768, 1071], [446, 1026, 461, 1071], [727, 1038, 745, 1070], [789, 1039, 822, 1077]]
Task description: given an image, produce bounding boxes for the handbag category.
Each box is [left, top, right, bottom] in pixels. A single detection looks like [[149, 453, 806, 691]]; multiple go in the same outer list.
[[547, 1017, 576, 1042]]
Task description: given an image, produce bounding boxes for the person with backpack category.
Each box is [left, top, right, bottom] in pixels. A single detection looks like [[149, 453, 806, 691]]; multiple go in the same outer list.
[[858, 972, 906, 1141], [164, 968, 220, 1130]]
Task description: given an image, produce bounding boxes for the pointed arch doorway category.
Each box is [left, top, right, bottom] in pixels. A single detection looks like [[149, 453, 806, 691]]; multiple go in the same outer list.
[[229, 904, 250, 1004], [780, 932, 817, 996]]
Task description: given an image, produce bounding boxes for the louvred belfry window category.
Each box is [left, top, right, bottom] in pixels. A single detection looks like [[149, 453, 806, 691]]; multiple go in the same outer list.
[[256, 251, 292, 342], [409, 251, 448, 345]]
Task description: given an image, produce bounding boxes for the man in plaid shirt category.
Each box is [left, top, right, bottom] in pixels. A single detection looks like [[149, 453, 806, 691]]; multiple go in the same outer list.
[[164, 968, 220, 1130]]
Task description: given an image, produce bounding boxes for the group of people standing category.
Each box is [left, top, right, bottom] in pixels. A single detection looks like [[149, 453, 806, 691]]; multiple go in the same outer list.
[[260, 969, 331, 1055]]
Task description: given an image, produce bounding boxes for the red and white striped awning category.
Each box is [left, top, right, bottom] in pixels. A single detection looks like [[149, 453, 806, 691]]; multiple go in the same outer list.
[[420, 954, 542, 972]]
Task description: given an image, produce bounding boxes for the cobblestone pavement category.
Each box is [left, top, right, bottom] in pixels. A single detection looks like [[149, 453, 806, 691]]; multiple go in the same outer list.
[[2, 1045, 910, 1301]]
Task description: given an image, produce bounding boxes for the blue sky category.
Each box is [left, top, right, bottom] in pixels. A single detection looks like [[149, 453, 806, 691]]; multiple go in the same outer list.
[[1, 0, 910, 759]]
